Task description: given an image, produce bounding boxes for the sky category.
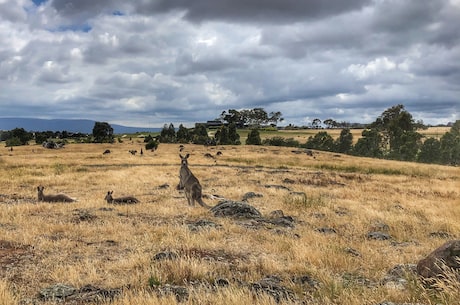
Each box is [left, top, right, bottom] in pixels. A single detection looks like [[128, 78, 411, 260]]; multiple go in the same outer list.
[[0, 0, 459, 128]]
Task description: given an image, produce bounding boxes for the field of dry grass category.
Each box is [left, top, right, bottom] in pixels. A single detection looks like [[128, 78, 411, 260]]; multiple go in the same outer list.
[[244, 126, 451, 144], [0, 139, 459, 304]]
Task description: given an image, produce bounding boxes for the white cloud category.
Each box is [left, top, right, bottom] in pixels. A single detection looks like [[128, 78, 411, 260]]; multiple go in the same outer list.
[[0, 0, 458, 127]]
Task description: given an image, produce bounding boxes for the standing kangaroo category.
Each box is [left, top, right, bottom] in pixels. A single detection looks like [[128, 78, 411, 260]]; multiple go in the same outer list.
[[179, 154, 211, 208], [104, 191, 139, 204], [37, 185, 76, 203]]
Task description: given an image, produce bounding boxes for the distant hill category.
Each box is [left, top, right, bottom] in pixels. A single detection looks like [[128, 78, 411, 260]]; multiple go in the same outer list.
[[0, 118, 160, 134]]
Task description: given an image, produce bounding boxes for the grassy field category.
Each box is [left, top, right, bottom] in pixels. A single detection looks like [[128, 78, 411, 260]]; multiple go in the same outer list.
[[228, 126, 451, 144], [0, 139, 459, 304]]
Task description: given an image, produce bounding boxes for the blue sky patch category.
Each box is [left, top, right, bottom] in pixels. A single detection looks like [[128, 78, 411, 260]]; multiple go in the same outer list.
[[32, 0, 47, 6]]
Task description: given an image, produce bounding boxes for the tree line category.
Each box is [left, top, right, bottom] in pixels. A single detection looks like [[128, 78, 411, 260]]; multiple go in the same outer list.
[[156, 105, 459, 166], [1, 105, 458, 166]]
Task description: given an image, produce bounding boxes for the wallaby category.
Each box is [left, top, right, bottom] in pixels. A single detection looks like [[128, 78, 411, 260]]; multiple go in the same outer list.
[[37, 185, 76, 203], [178, 154, 211, 208], [104, 191, 139, 204]]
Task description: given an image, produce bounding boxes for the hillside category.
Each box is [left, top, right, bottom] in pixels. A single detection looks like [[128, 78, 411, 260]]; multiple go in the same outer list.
[[0, 117, 160, 134], [0, 142, 458, 304]]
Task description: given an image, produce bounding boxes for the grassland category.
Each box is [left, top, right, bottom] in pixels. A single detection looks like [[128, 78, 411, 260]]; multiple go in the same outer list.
[[0, 138, 459, 304], [228, 126, 451, 144]]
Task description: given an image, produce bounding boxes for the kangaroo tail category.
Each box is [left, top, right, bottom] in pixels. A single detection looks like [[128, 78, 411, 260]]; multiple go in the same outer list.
[[197, 197, 212, 209]]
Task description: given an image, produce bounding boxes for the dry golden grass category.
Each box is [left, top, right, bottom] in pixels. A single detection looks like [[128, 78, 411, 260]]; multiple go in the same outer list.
[[271, 126, 450, 143], [0, 140, 459, 304]]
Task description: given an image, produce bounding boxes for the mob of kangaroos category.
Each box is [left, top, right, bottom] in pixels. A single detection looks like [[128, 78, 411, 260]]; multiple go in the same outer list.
[[178, 154, 211, 208], [37, 185, 76, 203], [104, 191, 140, 204]]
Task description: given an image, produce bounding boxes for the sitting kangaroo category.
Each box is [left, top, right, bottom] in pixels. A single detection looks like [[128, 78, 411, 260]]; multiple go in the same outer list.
[[179, 154, 211, 208], [37, 185, 76, 203], [104, 191, 139, 204]]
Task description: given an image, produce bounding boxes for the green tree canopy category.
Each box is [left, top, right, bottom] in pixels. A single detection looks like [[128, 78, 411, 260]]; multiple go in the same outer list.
[[334, 128, 353, 153], [176, 124, 191, 143], [417, 138, 441, 164], [246, 129, 262, 145], [92, 122, 114, 143], [305, 131, 334, 151], [160, 123, 176, 143], [439, 120, 460, 165], [353, 129, 383, 158]]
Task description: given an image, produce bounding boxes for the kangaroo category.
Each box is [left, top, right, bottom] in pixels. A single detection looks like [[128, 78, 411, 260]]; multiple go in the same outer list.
[[178, 154, 211, 208], [37, 185, 76, 203], [104, 191, 139, 204]]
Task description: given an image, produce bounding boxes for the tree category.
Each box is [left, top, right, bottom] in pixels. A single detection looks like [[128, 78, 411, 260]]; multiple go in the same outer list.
[[246, 129, 262, 145], [220, 109, 244, 127], [228, 123, 241, 144], [176, 124, 191, 143], [311, 118, 322, 129], [192, 123, 210, 145], [417, 138, 441, 164], [334, 128, 353, 153], [353, 129, 383, 158], [160, 123, 176, 143], [439, 120, 460, 165], [324, 119, 338, 129], [370, 104, 422, 159], [215, 125, 230, 145], [305, 131, 334, 151], [2, 128, 32, 146], [268, 111, 284, 126], [92, 122, 114, 143]]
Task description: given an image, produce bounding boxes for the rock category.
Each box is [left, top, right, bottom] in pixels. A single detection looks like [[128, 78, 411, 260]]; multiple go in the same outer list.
[[429, 231, 454, 239], [367, 231, 391, 240], [291, 275, 320, 290], [416, 239, 460, 283], [344, 247, 362, 257], [39, 283, 77, 300], [39, 283, 121, 303], [153, 251, 178, 261], [241, 192, 263, 201], [316, 227, 337, 234], [188, 219, 222, 231], [211, 200, 262, 219], [264, 184, 291, 191], [156, 284, 189, 302], [381, 264, 417, 290], [266, 215, 295, 228], [214, 278, 230, 287], [250, 276, 297, 303]]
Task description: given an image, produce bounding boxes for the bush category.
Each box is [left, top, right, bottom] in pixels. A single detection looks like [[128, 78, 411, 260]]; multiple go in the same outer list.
[[246, 129, 261, 145], [263, 137, 299, 147], [145, 140, 159, 150]]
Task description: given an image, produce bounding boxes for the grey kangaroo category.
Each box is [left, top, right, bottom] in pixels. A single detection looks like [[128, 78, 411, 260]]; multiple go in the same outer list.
[[104, 191, 139, 204], [179, 154, 211, 208], [37, 185, 76, 203]]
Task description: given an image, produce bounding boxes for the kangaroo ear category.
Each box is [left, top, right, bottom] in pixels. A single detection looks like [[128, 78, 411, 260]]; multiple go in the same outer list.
[[185, 153, 190, 158]]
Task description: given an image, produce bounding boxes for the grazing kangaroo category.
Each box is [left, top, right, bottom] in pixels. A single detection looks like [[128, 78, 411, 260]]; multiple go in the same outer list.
[[179, 154, 211, 208], [37, 185, 76, 203], [104, 191, 139, 204]]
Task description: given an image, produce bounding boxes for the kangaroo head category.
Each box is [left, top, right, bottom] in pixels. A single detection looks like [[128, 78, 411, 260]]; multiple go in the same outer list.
[[105, 191, 113, 201], [179, 153, 190, 166], [37, 185, 45, 192]]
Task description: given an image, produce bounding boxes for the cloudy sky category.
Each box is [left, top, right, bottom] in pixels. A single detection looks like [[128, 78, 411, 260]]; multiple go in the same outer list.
[[1, 0, 459, 128]]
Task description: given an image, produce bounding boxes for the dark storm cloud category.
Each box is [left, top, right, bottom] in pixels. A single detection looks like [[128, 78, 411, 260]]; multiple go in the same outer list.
[[136, 0, 371, 23]]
